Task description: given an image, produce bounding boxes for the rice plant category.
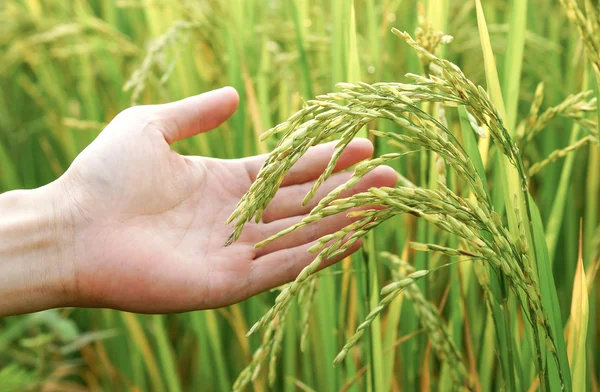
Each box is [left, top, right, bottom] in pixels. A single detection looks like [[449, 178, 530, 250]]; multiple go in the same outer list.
[[1, 0, 599, 391], [227, 25, 597, 390]]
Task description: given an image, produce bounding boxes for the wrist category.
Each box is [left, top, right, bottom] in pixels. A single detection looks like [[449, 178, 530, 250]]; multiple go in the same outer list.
[[0, 182, 76, 316]]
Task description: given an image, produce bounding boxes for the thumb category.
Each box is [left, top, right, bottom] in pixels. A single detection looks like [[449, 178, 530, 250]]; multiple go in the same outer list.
[[156, 86, 239, 144]]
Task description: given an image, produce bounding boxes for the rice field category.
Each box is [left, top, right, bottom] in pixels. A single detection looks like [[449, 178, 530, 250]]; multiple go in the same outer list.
[[1, 0, 599, 391]]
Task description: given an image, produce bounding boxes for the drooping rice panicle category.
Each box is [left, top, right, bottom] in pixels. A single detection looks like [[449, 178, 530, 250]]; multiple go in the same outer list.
[[298, 275, 317, 353], [517, 88, 598, 147], [528, 135, 598, 176], [227, 30, 568, 386], [123, 20, 201, 105], [383, 253, 470, 387], [232, 301, 291, 392], [333, 267, 431, 366], [560, 0, 600, 77]]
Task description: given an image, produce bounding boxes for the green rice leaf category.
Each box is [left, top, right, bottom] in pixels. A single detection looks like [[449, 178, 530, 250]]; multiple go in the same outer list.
[[529, 194, 573, 392]]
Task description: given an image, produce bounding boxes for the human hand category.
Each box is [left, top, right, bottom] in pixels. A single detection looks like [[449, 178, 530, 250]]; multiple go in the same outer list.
[[1, 87, 397, 315]]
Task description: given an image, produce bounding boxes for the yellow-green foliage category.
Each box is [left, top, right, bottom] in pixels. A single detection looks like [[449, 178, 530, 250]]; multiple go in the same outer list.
[[1, 1, 599, 391]]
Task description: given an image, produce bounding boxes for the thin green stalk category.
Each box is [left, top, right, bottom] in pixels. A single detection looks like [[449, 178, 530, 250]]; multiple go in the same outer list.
[[152, 315, 182, 392], [474, 4, 519, 389], [545, 125, 582, 260], [502, 0, 528, 133], [365, 234, 384, 392], [530, 197, 573, 392], [121, 313, 165, 392], [314, 280, 337, 390], [204, 311, 231, 391], [283, 307, 297, 392], [0, 142, 21, 190], [331, 0, 347, 88], [291, 0, 313, 99]]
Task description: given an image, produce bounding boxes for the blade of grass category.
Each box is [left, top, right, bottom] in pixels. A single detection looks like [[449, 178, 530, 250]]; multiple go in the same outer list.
[[474, 4, 522, 390], [331, 0, 347, 88], [566, 230, 588, 392], [365, 234, 384, 392], [204, 310, 232, 391], [381, 241, 407, 392], [502, 0, 528, 133], [365, 0, 380, 76], [152, 315, 182, 392], [291, 0, 313, 99], [120, 313, 165, 391], [0, 142, 21, 191], [283, 306, 297, 392], [529, 194, 573, 392], [545, 64, 587, 262], [474, 0, 507, 118]]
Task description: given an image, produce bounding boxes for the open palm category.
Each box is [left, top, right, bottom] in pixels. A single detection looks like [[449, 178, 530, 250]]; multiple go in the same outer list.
[[60, 87, 396, 313]]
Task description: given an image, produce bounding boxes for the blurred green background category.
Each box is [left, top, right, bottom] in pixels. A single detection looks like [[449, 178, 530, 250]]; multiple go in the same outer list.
[[1, 0, 598, 391]]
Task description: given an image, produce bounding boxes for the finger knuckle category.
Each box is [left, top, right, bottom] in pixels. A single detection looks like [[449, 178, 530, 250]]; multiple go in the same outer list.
[[119, 105, 147, 120], [143, 113, 167, 131]]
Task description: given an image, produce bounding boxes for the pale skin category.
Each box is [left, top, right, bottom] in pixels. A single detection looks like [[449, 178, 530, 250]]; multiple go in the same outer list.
[[0, 87, 397, 317]]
